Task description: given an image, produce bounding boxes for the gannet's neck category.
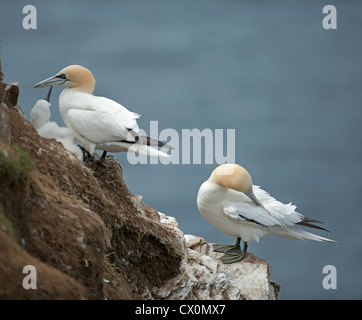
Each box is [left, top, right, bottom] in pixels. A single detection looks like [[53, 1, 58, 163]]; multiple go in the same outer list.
[[72, 84, 95, 94], [65, 86, 95, 95]]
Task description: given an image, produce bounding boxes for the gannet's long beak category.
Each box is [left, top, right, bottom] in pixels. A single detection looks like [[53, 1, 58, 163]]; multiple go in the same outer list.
[[244, 190, 262, 206], [34, 74, 68, 88], [244, 189, 275, 218]]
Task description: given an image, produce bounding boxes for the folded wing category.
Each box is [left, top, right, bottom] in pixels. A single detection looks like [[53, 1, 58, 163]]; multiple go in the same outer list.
[[64, 93, 141, 144], [222, 186, 305, 228]]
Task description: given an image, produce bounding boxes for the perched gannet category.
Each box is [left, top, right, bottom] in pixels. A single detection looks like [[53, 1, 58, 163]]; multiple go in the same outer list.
[[34, 65, 173, 159], [30, 87, 83, 162], [197, 164, 335, 264]]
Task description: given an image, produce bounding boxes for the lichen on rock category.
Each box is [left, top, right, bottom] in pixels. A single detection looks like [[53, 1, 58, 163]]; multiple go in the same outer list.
[[154, 212, 280, 300]]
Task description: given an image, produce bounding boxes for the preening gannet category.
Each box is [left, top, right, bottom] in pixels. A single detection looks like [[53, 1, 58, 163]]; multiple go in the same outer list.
[[34, 65, 173, 159], [197, 164, 335, 264], [30, 87, 83, 162]]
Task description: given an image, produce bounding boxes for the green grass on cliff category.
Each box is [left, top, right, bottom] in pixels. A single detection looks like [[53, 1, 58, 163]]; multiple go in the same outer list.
[[0, 146, 34, 184], [0, 210, 17, 240]]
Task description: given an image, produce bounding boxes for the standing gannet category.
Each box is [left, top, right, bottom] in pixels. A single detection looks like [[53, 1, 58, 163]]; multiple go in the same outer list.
[[34, 65, 173, 159], [197, 163, 335, 264], [30, 87, 83, 162]]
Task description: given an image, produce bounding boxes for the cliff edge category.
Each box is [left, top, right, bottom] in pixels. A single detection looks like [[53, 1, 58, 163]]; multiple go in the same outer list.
[[0, 56, 279, 300]]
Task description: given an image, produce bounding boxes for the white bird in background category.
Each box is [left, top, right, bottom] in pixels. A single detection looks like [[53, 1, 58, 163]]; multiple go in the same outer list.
[[30, 87, 84, 162], [34, 65, 173, 160], [197, 163, 335, 264]]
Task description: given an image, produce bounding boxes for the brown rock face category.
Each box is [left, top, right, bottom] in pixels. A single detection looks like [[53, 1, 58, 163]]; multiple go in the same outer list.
[[0, 55, 183, 299]]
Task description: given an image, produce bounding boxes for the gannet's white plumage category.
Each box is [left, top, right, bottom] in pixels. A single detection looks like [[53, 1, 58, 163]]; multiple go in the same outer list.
[[197, 164, 335, 263], [30, 88, 83, 162], [34, 65, 172, 158]]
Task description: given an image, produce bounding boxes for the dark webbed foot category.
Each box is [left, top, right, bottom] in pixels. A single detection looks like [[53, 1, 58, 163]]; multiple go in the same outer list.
[[214, 238, 248, 264], [213, 237, 241, 253], [213, 243, 237, 253], [79, 146, 93, 163], [220, 248, 246, 264], [84, 152, 93, 163]]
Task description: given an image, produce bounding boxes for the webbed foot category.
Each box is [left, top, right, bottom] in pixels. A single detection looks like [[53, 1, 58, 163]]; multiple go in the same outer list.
[[215, 238, 248, 264]]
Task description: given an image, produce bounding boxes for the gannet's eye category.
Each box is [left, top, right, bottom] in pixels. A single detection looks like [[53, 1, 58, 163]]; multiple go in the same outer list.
[[56, 73, 67, 80]]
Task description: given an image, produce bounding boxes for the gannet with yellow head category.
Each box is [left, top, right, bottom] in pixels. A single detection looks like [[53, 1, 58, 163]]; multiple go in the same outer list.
[[197, 163, 335, 264], [34, 65, 173, 159]]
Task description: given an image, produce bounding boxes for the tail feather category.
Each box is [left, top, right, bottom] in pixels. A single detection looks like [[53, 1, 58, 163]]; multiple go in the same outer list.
[[275, 226, 336, 243]]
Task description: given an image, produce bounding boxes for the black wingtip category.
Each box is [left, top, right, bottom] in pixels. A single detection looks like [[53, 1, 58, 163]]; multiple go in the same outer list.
[[141, 136, 174, 149], [297, 216, 331, 232]]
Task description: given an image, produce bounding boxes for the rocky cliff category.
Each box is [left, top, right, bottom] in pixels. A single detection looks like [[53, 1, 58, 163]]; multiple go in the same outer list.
[[0, 56, 279, 300]]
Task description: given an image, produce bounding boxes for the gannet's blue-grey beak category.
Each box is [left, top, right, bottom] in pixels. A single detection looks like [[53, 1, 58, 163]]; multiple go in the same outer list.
[[244, 190, 262, 206], [34, 73, 68, 88]]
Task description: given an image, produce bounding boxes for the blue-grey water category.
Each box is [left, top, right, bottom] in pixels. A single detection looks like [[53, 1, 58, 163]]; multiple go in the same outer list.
[[1, 0, 361, 299]]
